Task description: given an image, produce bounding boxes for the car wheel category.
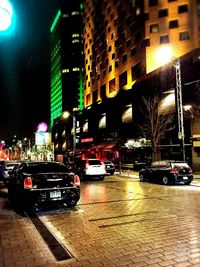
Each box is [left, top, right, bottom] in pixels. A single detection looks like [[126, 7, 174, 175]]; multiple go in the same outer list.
[[66, 199, 77, 208], [99, 176, 104, 180], [162, 176, 169, 185], [139, 173, 145, 182], [184, 181, 191, 185]]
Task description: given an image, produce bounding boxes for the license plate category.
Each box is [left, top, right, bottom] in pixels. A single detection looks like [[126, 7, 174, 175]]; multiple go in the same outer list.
[[183, 177, 188, 180], [50, 191, 61, 198], [107, 166, 110, 168]]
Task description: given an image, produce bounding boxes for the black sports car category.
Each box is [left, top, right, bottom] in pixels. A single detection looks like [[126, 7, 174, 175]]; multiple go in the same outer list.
[[139, 160, 193, 185], [8, 161, 80, 210]]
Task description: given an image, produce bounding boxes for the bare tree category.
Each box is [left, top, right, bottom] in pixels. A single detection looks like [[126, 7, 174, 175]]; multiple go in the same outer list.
[[139, 95, 175, 161]]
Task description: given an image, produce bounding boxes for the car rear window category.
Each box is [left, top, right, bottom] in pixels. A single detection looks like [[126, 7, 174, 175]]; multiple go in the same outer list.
[[171, 162, 190, 169], [104, 161, 111, 164], [23, 163, 69, 173], [88, 160, 101, 165]]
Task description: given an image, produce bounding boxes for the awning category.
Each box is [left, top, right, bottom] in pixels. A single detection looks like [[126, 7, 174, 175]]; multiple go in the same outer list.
[[96, 141, 118, 151]]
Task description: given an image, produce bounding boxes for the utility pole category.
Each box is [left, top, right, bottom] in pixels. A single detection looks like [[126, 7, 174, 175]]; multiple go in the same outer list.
[[174, 58, 185, 162]]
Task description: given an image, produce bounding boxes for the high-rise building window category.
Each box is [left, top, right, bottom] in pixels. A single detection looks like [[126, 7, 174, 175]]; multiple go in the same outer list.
[[178, 5, 188, 14], [131, 47, 136, 56], [160, 35, 169, 44], [115, 60, 119, 68], [168, 0, 177, 2], [179, 31, 190, 41], [131, 62, 143, 81], [109, 78, 116, 93], [109, 65, 112, 72], [169, 20, 179, 29], [112, 53, 115, 60], [149, 0, 158, 7], [123, 54, 127, 63], [150, 23, 159, 33], [119, 71, 127, 88], [159, 9, 168, 18], [142, 38, 150, 47]]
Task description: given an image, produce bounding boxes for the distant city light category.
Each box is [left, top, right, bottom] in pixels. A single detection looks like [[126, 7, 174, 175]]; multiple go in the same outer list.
[[37, 122, 48, 132], [0, 0, 13, 31]]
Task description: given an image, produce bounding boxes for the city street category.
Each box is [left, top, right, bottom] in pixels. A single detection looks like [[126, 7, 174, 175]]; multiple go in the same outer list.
[[1, 174, 200, 266]]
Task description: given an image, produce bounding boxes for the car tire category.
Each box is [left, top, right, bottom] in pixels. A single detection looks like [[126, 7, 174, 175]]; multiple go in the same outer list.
[[139, 174, 146, 182], [184, 181, 191, 185], [66, 199, 77, 208], [162, 176, 170, 185]]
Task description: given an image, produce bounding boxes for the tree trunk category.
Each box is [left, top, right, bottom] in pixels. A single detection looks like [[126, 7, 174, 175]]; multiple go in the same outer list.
[[152, 149, 161, 161]]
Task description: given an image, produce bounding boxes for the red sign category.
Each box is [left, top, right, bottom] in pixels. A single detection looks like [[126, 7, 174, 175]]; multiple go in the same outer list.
[[80, 138, 94, 143]]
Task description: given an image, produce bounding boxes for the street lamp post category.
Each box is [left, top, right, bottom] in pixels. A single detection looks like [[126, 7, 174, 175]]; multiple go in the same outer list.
[[174, 58, 185, 162], [155, 46, 186, 161]]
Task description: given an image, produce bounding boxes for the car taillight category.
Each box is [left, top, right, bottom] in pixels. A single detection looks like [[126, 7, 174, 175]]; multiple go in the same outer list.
[[170, 169, 179, 174], [24, 176, 33, 189], [74, 175, 80, 186], [100, 160, 104, 165], [189, 168, 192, 173]]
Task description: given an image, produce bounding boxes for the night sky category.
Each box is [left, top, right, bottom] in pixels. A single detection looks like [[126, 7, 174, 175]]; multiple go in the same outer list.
[[0, 0, 58, 140]]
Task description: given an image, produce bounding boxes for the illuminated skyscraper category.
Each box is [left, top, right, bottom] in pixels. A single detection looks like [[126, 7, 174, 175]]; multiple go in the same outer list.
[[50, 0, 84, 128]]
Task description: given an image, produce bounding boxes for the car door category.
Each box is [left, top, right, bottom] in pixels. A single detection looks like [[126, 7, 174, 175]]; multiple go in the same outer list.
[[145, 162, 158, 181]]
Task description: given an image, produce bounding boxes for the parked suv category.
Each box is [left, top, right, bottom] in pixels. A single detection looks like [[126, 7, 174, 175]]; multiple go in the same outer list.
[[74, 159, 106, 180], [103, 160, 115, 175], [139, 160, 193, 185]]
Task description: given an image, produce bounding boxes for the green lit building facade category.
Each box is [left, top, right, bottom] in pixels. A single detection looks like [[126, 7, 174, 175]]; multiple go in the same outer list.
[[50, 0, 84, 128]]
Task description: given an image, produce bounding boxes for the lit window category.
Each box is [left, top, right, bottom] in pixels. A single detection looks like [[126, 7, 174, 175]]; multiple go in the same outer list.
[[72, 33, 80, 37], [83, 121, 88, 132], [136, 7, 141, 15], [71, 11, 79, 15], [150, 23, 159, 33], [62, 69, 70, 73], [122, 105, 132, 123], [99, 115, 106, 129], [72, 39, 80, 43], [72, 67, 80, 71]]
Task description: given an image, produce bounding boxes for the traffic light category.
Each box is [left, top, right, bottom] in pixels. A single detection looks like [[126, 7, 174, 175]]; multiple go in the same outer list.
[[0, 0, 15, 36]]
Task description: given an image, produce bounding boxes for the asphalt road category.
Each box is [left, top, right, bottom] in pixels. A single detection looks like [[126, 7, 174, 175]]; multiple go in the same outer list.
[[1, 174, 200, 266]]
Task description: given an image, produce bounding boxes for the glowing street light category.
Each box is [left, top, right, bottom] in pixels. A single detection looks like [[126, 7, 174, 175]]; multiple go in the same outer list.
[[155, 46, 173, 66]]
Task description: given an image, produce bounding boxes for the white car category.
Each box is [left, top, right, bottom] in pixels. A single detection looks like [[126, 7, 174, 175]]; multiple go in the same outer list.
[[74, 159, 106, 180]]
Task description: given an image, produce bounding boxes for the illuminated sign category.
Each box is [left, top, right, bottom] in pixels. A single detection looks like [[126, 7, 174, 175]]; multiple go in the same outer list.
[[37, 122, 48, 132], [35, 132, 52, 145], [80, 138, 93, 143]]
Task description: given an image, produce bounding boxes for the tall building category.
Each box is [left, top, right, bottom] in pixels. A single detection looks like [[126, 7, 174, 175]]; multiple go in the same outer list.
[[80, 0, 200, 166], [83, 0, 200, 107], [50, 0, 84, 128]]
